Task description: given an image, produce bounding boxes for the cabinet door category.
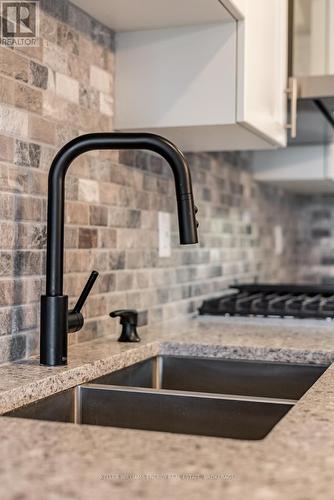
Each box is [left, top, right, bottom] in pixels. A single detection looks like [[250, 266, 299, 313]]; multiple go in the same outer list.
[[236, 0, 288, 147]]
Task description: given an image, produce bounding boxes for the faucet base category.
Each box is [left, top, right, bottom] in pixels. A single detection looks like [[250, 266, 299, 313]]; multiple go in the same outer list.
[[40, 295, 68, 366]]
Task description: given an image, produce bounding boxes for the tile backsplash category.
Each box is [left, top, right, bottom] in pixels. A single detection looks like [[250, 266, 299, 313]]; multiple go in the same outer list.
[[0, 0, 304, 363]]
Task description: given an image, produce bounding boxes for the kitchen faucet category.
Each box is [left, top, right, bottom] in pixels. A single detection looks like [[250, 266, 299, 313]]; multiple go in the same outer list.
[[40, 133, 199, 366]]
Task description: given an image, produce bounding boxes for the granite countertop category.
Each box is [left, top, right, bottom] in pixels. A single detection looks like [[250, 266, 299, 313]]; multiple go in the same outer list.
[[1, 315, 334, 500]]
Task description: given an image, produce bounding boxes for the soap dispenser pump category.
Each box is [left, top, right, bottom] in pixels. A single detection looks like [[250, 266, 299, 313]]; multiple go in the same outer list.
[[110, 309, 141, 342]]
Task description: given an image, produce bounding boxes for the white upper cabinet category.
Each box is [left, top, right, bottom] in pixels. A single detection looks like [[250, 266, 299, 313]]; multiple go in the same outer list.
[[72, 0, 289, 151]]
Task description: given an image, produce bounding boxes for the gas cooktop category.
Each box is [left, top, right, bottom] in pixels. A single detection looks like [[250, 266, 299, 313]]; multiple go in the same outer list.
[[199, 284, 334, 320]]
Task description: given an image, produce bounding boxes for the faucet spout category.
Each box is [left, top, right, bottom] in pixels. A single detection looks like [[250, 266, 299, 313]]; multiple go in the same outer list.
[[40, 133, 198, 366]]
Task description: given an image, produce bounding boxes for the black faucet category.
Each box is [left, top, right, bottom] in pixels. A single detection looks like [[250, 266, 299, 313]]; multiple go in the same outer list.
[[40, 133, 198, 366]]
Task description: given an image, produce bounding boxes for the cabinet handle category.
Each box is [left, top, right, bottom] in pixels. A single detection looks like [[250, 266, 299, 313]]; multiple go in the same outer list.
[[285, 77, 298, 139]]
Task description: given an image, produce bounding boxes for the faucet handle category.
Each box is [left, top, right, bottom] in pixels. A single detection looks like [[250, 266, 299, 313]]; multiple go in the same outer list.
[[110, 309, 141, 342], [73, 271, 99, 313], [68, 271, 99, 333]]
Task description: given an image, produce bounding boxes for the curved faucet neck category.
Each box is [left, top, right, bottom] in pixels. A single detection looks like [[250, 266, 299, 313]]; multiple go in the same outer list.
[[46, 132, 197, 297]]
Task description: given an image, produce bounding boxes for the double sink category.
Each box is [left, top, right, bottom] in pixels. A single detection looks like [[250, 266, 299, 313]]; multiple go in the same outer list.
[[6, 356, 327, 440]]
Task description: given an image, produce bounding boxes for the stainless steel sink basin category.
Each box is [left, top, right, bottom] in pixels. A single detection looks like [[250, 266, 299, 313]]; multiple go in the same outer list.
[[5, 356, 327, 440], [91, 355, 327, 400]]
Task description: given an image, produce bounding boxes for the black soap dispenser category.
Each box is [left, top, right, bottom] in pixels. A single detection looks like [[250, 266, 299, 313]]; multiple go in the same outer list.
[[109, 310, 141, 342]]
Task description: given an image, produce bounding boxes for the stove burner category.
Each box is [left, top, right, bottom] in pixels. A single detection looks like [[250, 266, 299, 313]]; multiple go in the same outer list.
[[198, 284, 334, 319]]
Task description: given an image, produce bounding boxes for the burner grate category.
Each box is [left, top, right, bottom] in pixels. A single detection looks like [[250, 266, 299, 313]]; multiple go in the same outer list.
[[199, 284, 334, 319]]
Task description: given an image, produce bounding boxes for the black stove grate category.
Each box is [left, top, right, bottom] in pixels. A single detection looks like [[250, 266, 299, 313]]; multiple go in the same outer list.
[[198, 284, 334, 319]]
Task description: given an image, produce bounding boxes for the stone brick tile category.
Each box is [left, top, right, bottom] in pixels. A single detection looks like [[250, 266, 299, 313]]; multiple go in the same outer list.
[[14, 250, 43, 276], [15, 44, 43, 62], [1, 50, 28, 82], [16, 223, 47, 249], [0, 47, 14, 76], [55, 72, 79, 103], [135, 191, 150, 210], [15, 197, 45, 222], [78, 178, 99, 203], [100, 183, 119, 205], [66, 202, 89, 225], [148, 306, 163, 324], [55, 124, 78, 149], [5, 166, 29, 194], [0, 193, 14, 219], [68, 53, 90, 85], [0, 280, 14, 306], [78, 227, 98, 248], [117, 186, 137, 209], [125, 291, 143, 310], [14, 82, 42, 113], [0, 252, 13, 276], [39, 144, 56, 171], [26, 330, 39, 357], [84, 294, 107, 318], [13, 304, 37, 331], [99, 92, 113, 117], [0, 334, 26, 363], [92, 250, 109, 271], [64, 227, 78, 248], [90, 64, 112, 93], [134, 271, 150, 289], [64, 250, 92, 273], [0, 75, 15, 106], [40, 11, 57, 44], [96, 272, 116, 293], [28, 170, 48, 195], [125, 250, 144, 269], [0, 308, 13, 336], [0, 135, 14, 162], [28, 115, 55, 145], [98, 228, 117, 248], [57, 23, 79, 55], [0, 222, 15, 250], [43, 41, 68, 73], [43, 90, 68, 121], [106, 292, 127, 312], [29, 60, 49, 89], [116, 271, 134, 291], [89, 205, 108, 226], [109, 250, 126, 270], [79, 83, 98, 109], [0, 104, 28, 137], [109, 208, 141, 228], [14, 140, 41, 168], [91, 18, 114, 50]]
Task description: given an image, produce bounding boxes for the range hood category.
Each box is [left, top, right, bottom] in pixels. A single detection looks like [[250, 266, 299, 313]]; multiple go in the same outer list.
[[289, 75, 334, 145], [288, 0, 334, 145]]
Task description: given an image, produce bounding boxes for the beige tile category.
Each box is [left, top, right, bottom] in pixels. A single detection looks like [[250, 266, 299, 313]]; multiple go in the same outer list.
[[28, 115, 55, 144], [90, 64, 112, 93], [14, 82, 42, 113], [55, 72, 79, 103], [0, 105, 28, 137], [0, 135, 14, 162], [78, 179, 99, 203], [0, 75, 15, 106], [99, 92, 113, 117]]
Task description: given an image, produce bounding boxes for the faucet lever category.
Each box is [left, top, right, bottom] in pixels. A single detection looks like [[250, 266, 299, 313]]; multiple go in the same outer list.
[[73, 271, 99, 313], [68, 271, 99, 333]]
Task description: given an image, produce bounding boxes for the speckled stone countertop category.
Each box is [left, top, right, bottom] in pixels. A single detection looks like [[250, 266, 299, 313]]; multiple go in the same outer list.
[[1, 315, 334, 500]]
